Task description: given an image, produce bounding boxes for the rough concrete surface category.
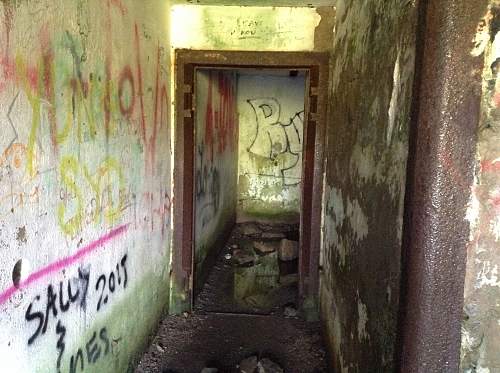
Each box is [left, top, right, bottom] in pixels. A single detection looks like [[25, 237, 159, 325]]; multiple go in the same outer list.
[[320, 0, 417, 371]]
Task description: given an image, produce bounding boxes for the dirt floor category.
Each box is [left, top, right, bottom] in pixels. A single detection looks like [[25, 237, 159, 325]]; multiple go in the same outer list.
[[135, 222, 328, 373], [134, 313, 327, 373]]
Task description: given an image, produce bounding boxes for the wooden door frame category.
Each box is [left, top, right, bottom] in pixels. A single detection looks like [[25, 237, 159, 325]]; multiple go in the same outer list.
[[171, 49, 329, 313]]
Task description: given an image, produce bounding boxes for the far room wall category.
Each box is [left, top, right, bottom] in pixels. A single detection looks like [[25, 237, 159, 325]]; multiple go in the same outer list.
[[237, 71, 306, 222]]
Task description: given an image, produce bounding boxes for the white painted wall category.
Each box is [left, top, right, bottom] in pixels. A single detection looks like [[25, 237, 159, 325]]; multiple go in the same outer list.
[[0, 1, 172, 371]]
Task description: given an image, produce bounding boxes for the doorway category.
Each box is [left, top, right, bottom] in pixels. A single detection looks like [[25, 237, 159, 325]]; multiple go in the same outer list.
[[194, 68, 306, 314], [172, 50, 329, 315]]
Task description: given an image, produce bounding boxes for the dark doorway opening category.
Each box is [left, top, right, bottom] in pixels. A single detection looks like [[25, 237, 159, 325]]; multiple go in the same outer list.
[[172, 50, 329, 316], [193, 68, 306, 314]]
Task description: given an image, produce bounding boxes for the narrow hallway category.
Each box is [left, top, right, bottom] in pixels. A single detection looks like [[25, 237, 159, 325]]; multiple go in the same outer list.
[[136, 224, 327, 373], [1, 1, 496, 372]]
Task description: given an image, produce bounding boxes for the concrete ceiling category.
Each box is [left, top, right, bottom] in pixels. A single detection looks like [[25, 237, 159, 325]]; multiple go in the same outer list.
[[171, 0, 335, 7]]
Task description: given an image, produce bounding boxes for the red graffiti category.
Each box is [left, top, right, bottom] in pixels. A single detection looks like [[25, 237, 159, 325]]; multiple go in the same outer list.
[[2, 2, 14, 51], [204, 71, 237, 161], [0, 21, 170, 176], [108, 0, 127, 15], [40, 33, 57, 149], [217, 72, 237, 154], [118, 65, 136, 119], [492, 195, 500, 208], [134, 23, 146, 143], [481, 159, 500, 173], [149, 43, 162, 169], [160, 85, 170, 147], [205, 72, 215, 162]]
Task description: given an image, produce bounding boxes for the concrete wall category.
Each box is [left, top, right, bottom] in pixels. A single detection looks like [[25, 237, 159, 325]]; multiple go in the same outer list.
[[237, 72, 305, 221], [462, 3, 500, 371], [320, 1, 417, 371], [194, 69, 238, 278], [170, 5, 332, 52], [0, 1, 171, 372]]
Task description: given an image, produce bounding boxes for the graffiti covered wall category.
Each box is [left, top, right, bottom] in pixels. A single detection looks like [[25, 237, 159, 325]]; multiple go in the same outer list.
[[237, 72, 305, 220], [320, 0, 417, 371], [462, 3, 500, 371], [0, 1, 171, 372], [194, 70, 238, 280]]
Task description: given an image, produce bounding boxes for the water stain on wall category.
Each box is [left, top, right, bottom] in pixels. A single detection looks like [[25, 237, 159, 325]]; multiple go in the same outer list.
[[320, 0, 417, 371]]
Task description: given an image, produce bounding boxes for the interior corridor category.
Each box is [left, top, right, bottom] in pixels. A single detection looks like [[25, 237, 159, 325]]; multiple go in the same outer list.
[[0, 1, 498, 373], [136, 63, 324, 371], [135, 223, 327, 373]]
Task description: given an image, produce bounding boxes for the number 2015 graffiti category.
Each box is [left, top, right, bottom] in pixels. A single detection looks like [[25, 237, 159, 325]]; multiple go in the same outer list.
[[95, 254, 128, 312]]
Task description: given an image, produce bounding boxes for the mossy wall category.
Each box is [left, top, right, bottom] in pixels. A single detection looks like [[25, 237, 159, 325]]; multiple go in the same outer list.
[[320, 1, 417, 371]]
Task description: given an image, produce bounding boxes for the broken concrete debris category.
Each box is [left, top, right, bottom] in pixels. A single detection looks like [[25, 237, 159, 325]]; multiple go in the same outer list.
[[257, 358, 284, 373], [237, 356, 283, 373], [240, 223, 262, 236], [232, 249, 256, 267], [261, 232, 286, 239], [284, 306, 299, 318], [279, 239, 299, 261], [253, 241, 277, 255], [154, 343, 165, 353], [239, 356, 258, 373]]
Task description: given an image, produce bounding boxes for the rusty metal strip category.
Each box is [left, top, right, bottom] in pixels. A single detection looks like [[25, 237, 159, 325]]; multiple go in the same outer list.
[[398, 1, 487, 371]]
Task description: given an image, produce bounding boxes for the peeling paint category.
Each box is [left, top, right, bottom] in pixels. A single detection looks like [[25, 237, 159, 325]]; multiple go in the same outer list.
[[387, 51, 401, 145], [319, 0, 417, 371], [476, 261, 500, 288], [357, 294, 369, 341], [462, 2, 500, 371]]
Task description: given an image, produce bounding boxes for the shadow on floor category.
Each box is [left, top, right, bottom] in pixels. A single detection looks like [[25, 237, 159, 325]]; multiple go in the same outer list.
[[135, 313, 327, 373]]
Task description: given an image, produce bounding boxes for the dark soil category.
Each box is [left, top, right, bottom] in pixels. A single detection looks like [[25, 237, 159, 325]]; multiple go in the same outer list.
[[135, 313, 327, 373]]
